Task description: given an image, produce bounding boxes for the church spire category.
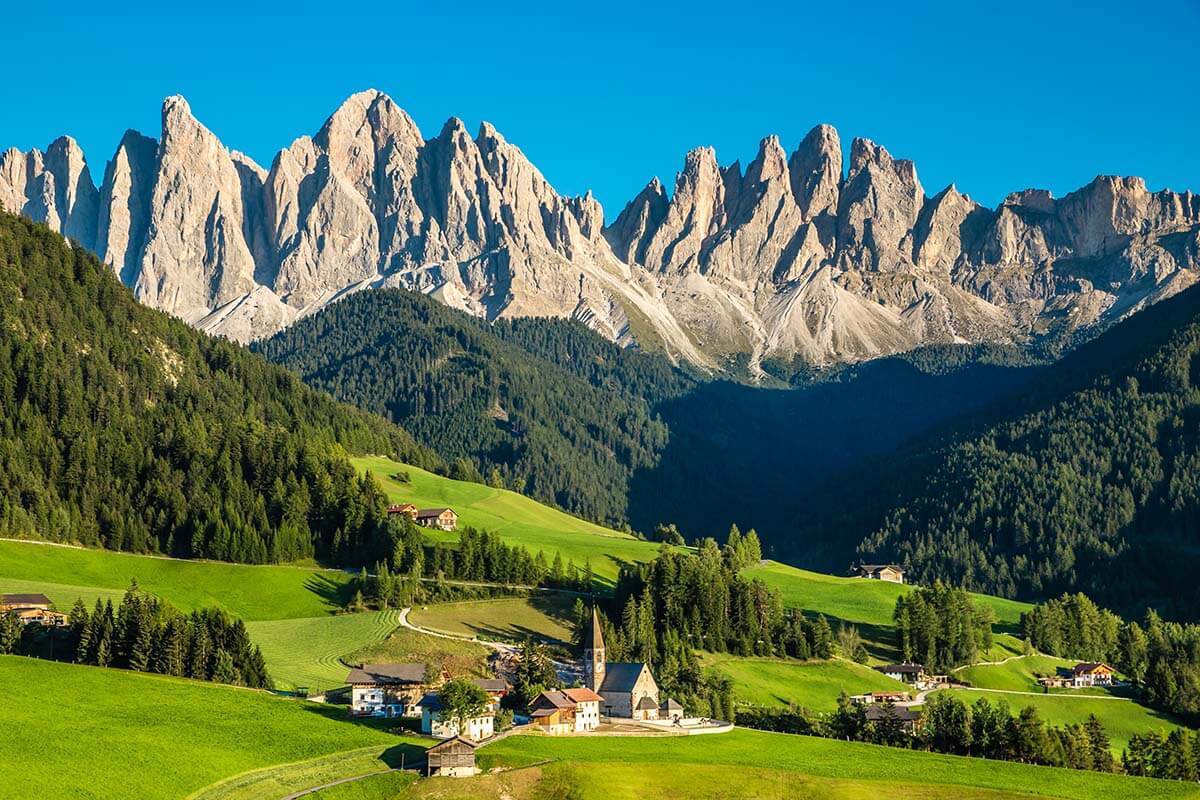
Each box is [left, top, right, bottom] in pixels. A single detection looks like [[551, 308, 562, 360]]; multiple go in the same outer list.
[[584, 605, 606, 693], [586, 605, 605, 651]]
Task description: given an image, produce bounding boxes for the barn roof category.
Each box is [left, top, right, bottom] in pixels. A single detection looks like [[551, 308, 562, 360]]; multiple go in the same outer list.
[[427, 735, 479, 753], [471, 677, 510, 693], [416, 507, 453, 519], [1, 593, 52, 607], [345, 663, 427, 685]]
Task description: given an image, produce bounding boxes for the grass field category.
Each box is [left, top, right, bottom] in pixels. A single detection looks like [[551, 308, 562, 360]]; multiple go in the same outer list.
[[0, 655, 413, 800], [700, 654, 912, 711], [957, 655, 1076, 691], [481, 729, 1200, 800], [350, 625, 493, 679], [354, 456, 667, 582], [246, 611, 403, 691], [0, 540, 351, 620], [191, 745, 419, 800], [941, 688, 1185, 754], [409, 595, 575, 644]]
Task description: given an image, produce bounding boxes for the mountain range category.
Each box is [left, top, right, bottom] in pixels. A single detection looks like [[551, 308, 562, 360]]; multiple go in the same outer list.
[[4, 91, 1199, 370]]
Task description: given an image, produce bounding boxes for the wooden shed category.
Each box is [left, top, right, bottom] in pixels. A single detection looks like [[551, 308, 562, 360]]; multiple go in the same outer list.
[[425, 736, 479, 777]]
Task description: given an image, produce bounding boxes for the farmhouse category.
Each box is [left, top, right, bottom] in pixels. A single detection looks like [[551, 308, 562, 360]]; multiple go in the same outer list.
[[850, 691, 910, 705], [0, 593, 65, 626], [425, 736, 479, 778], [1068, 663, 1116, 687], [345, 663, 436, 717], [419, 692, 495, 741], [874, 663, 928, 686], [471, 676, 510, 706], [851, 564, 905, 583], [584, 607, 660, 719], [529, 687, 603, 734], [387, 503, 418, 519], [415, 507, 458, 531], [865, 702, 922, 733]]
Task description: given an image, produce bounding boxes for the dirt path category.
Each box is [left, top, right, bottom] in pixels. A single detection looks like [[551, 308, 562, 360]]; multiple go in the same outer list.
[[279, 768, 415, 800]]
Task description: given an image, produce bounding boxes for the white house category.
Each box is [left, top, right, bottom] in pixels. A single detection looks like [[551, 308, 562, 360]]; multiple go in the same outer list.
[[345, 663, 432, 717], [419, 692, 495, 741], [528, 687, 603, 733]]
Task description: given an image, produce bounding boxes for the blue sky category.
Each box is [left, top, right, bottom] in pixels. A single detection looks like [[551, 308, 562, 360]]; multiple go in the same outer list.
[[3, 0, 1197, 218]]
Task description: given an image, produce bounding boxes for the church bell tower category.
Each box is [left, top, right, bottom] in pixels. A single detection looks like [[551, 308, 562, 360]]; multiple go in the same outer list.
[[584, 606, 606, 692]]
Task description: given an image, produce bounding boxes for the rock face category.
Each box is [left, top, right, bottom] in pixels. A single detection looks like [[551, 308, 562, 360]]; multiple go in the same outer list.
[[2, 92, 1199, 371]]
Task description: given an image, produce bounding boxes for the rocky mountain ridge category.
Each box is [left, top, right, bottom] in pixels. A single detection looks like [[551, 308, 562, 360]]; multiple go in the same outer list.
[[4, 91, 1199, 369]]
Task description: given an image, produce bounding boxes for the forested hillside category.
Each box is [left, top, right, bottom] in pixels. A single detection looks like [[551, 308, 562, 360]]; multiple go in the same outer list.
[[254, 289, 690, 527], [842, 284, 1200, 617], [0, 212, 437, 564], [257, 289, 1035, 544]]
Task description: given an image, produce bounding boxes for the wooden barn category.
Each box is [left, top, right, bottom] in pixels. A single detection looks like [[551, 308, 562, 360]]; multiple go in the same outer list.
[[425, 736, 479, 777]]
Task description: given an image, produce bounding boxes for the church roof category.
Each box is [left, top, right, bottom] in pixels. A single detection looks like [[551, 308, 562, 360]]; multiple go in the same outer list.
[[585, 606, 605, 651], [599, 662, 649, 693]]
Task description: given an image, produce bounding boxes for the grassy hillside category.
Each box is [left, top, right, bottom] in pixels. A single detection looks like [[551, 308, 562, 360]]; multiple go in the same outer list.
[[0, 540, 350, 620], [957, 655, 1077, 691], [0, 656, 419, 800], [409, 595, 575, 644], [356, 456, 668, 581], [700, 654, 911, 710], [351, 625, 493, 679], [245, 610, 402, 691], [482, 729, 1199, 800]]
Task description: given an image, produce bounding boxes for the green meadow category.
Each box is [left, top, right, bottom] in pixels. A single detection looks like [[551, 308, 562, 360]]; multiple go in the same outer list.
[[0, 655, 412, 800], [0, 540, 350, 620], [482, 729, 1200, 800], [700, 654, 911, 711], [956, 655, 1077, 691], [245, 610, 403, 691], [408, 595, 575, 644], [354, 456, 668, 582]]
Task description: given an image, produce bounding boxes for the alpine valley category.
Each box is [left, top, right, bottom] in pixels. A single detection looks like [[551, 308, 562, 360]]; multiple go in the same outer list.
[[3, 90, 1198, 372]]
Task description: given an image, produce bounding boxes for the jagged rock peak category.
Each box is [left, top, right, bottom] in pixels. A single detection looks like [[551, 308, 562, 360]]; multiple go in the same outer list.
[[788, 123, 842, 219]]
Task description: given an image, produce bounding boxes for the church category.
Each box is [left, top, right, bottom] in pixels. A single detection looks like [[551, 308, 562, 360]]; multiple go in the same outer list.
[[584, 607, 662, 720]]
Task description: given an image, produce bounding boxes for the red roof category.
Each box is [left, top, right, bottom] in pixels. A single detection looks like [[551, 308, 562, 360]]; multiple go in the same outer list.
[[563, 687, 603, 704]]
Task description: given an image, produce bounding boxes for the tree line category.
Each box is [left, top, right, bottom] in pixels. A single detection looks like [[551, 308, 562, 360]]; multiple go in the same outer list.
[[1022, 592, 1200, 718], [0, 582, 269, 688], [894, 582, 996, 672], [740, 693, 1118, 775]]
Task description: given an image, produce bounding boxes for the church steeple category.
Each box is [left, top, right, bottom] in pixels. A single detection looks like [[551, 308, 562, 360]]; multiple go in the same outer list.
[[584, 606, 606, 692]]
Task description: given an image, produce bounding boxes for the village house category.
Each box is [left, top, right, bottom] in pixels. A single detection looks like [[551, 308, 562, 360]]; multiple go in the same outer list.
[[0, 593, 66, 626], [1042, 662, 1116, 688], [386, 503, 418, 519], [528, 687, 603, 734], [419, 692, 495, 741], [471, 677, 510, 706], [425, 736, 480, 778], [345, 663, 437, 717], [851, 564, 906, 584], [874, 663, 928, 686], [415, 507, 458, 531], [583, 607, 661, 719], [865, 703, 922, 733]]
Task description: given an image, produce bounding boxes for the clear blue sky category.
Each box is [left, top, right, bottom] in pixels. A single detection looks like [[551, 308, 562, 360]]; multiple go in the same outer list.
[[4, 0, 1197, 218]]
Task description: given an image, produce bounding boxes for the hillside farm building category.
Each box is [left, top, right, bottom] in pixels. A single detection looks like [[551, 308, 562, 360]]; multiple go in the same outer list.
[[851, 564, 905, 583], [415, 508, 458, 531], [874, 663, 928, 686], [865, 703, 922, 733], [1, 593, 66, 626], [387, 503, 418, 519], [346, 663, 436, 717], [425, 737, 479, 778]]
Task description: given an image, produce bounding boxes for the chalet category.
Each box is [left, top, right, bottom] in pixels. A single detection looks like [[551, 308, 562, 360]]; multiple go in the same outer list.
[[387, 503, 418, 519], [1, 593, 52, 612], [874, 663, 927, 686], [345, 663, 435, 717], [528, 687, 603, 734], [0, 593, 65, 626], [583, 607, 660, 719], [851, 564, 905, 584], [425, 736, 479, 778], [865, 703, 922, 733], [1067, 663, 1116, 688], [419, 692, 495, 741], [415, 508, 458, 531]]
